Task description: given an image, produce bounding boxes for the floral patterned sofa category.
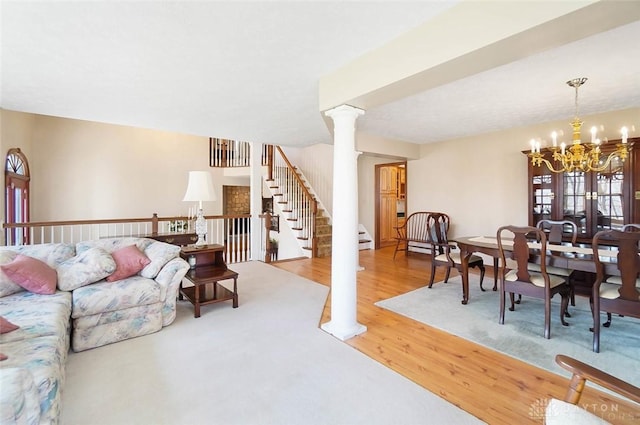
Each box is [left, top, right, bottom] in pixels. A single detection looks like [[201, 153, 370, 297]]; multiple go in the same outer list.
[[0, 238, 189, 424]]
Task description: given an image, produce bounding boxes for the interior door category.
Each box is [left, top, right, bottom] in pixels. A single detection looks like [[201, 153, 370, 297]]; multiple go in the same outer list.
[[375, 162, 407, 249]]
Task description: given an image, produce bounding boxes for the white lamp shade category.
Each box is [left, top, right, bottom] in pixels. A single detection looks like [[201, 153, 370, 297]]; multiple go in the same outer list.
[[182, 171, 217, 202]]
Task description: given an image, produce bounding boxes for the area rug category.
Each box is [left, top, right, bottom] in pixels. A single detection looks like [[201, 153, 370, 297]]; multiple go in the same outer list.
[[375, 275, 640, 389], [62, 261, 482, 425]]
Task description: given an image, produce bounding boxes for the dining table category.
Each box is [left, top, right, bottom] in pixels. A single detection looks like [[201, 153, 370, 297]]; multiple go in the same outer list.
[[453, 236, 619, 305]]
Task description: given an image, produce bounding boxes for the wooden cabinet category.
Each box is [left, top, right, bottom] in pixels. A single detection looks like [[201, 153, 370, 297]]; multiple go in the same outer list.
[[147, 232, 197, 246], [526, 138, 639, 240]]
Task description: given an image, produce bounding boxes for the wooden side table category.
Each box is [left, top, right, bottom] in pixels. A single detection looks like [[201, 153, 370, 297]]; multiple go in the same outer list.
[[179, 244, 239, 318]]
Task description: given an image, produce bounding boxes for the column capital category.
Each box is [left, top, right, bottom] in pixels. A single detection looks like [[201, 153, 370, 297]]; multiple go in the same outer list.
[[324, 104, 365, 119]]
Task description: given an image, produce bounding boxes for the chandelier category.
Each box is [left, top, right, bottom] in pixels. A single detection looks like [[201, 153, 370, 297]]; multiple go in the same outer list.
[[528, 77, 629, 173]]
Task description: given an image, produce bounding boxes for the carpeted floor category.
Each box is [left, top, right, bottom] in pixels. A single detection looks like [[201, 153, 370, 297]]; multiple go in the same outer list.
[[376, 275, 640, 390], [61, 261, 483, 425]]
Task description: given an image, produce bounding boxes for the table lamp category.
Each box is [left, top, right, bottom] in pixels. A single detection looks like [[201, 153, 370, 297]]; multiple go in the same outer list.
[[183, 171, 216, 246]]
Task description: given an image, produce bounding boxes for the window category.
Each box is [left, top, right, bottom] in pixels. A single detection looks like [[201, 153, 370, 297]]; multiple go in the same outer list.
[[5, 148, 30, 244]]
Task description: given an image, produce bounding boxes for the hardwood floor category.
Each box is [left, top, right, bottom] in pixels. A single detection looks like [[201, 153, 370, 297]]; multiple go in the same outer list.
[[273, 246, 639, 425]]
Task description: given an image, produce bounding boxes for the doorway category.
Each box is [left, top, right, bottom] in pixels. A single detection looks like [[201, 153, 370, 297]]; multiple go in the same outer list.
[[375, 162, 407, 249]]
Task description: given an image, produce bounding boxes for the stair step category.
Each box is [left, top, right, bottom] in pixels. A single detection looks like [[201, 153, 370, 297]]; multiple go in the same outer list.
[[359, 239, 372, 244]]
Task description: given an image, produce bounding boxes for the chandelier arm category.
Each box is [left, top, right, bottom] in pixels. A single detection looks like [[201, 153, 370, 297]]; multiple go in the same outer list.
[[585, 151, 620, 173], [529, 155, 567, 173]]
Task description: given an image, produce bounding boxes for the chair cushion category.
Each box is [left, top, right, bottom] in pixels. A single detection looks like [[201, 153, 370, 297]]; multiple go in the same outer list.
[[604, 275, 640, 287], [505, 269, 565, 288], [527, 262, 573, 277], [598, 282, 640, 300], [435, 252, 483, 265], [72, 275, 161, 318], [545, 398, 611, 425]]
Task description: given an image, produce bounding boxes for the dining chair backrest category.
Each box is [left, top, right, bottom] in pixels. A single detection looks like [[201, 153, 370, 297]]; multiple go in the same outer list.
[[592, 229, 640, 302], [591, 229, 640, 352], [536, 219, 578, 245], [497, 225, 550, 284], [426, 212, 450, 245]]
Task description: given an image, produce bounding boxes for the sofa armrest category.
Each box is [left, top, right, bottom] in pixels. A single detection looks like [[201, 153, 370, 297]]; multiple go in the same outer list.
[[155, 257, 189, 288], [154, 257, 190, 326]]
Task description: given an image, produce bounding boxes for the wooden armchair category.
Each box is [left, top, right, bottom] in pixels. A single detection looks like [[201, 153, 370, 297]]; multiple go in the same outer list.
[[496, 225, 570, 339], [546, 354, 640, 424], [591, 229, 640, 353], [426, 212, 487, 290], [393, 211, 436, 259]]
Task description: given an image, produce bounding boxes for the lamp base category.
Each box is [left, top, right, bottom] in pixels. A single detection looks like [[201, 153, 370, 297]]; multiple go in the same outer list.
[[194, 209, 207, 246]]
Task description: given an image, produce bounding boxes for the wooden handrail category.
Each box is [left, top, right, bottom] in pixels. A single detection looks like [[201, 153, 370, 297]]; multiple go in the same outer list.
[[2, 213, 258, 264], [275, 146, 317, 212], [273, 146, 318, 257]]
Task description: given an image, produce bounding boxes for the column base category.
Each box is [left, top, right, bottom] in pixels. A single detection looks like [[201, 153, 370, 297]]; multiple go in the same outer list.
[[321, 320, 367, 341]]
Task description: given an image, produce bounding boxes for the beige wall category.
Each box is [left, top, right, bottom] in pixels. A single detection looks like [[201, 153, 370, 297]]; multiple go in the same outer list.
[[2, 107, 637, 246], [408, 107, 639, 239], [2, 110, 232, 222], [1, 110, 37, 238]]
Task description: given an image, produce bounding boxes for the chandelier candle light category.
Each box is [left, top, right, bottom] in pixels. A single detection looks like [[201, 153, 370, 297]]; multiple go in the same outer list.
[[528, 78, 630, 173], [182, 171, 216, 246]]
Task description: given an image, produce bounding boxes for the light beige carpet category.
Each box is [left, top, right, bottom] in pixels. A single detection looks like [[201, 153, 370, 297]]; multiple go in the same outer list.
[[61, 261, 483, 425]]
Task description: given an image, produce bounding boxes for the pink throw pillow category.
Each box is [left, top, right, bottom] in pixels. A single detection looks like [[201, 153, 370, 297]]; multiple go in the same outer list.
[[0, 353, 7, 361], [0, 254, 57, 295], [106, 245, 151, 282], [0, 316, 19, 334]]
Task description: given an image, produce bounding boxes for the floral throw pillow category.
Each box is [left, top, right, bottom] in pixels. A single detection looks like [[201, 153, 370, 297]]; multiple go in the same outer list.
[[57, 247, 117, 291]]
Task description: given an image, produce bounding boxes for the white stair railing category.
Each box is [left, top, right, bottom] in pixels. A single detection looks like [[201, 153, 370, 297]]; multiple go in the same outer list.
[[270, 147, 317, 255]]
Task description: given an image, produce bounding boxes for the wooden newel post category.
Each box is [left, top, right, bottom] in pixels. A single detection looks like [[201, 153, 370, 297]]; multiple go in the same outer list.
[[151, 213, 159, 235], [264, 212, 272, 263]]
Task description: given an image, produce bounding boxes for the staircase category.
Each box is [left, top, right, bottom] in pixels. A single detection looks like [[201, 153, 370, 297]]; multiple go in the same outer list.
[[315, 211, 332, 257], [267, 147, 332, 258], [358, 224, 373, 250]]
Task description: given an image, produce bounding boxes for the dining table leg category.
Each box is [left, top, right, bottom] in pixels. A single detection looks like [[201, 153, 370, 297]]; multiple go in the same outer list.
[[458, 247, 472, 305]]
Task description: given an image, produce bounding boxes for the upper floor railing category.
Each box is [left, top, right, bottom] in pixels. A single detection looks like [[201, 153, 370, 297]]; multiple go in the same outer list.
[[209, 138, 274, 170], [2, 213, 277, 264]]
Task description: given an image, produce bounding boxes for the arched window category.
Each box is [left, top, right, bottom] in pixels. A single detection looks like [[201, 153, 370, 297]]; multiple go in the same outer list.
[[5, 148, 30, 245]]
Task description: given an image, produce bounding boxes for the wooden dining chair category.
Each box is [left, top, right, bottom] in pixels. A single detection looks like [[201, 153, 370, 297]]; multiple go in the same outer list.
[[426, 212, 487, 290], [496, 225, 570, 339], [546, 354, 640, 424], [590, 229, 640, 353], [530, 219, 579, 306]]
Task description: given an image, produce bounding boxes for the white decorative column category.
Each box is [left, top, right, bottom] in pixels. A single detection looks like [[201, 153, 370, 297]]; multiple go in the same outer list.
[[250, 141, 263, 261], [321, 104, 367, 340]]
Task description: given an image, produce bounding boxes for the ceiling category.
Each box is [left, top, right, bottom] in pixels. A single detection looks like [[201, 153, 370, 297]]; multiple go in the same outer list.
[[2, 1, 640, 148]]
